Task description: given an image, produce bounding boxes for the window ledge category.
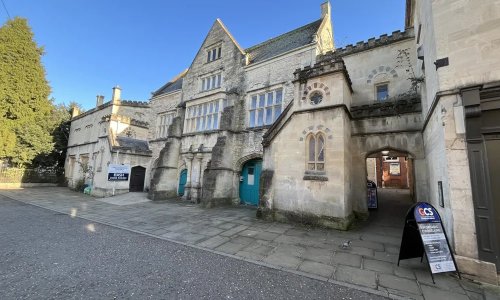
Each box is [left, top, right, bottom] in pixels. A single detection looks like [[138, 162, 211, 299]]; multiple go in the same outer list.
[[303, 171, 328, 181]]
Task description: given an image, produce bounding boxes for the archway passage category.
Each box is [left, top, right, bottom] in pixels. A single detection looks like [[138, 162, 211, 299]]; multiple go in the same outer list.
[[365, 149, 415, 228], [239, 159, 262, 206], [178, 169, 187, 196], [129, 166, 146, 192]]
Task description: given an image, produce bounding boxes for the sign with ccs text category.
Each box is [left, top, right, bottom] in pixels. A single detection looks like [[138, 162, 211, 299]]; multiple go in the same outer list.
[[107, 164, 130, 181]]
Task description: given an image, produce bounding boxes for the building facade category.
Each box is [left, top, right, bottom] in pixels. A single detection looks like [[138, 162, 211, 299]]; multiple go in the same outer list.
[[66, 86, 152, 197], [66, 1, 500, 283]]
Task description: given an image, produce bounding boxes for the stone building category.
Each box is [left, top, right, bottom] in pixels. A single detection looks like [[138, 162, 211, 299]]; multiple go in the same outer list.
[[66, 0, 500, 282], [65, 86, 151, 197]]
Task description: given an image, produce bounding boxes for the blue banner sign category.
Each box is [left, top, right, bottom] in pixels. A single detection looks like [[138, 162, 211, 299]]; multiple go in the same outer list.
[[413, 202, 441, 223]]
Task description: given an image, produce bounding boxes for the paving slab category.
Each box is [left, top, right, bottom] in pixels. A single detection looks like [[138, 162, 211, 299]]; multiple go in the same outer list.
[[378, 273, 421, 295], [363, 258, 394, 274], [332, 252, 362, 268], [263, 253, 302, 269], [334, 265, 377, 289], [302, 247, 334, 265], [420, 284, 469, 300], [298, 260, 335, 278], [196, 236, 230, 249]]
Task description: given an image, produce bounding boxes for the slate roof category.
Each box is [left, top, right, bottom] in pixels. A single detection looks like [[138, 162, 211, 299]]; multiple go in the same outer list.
[[115, 136, 150, 152], [152, 69, 188, 97], [246, 19, 323, 64]]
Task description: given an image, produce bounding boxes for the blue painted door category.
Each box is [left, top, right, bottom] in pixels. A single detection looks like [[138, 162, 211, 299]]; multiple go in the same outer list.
[[178, 169, 187, 196], [239, 159, 262, 206]]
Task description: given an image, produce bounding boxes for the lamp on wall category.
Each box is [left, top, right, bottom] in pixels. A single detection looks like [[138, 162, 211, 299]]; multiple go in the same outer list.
[[381, 150, 389, 155]]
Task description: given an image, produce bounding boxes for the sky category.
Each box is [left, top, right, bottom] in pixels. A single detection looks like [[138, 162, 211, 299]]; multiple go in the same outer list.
[[0, 0, 406, 110]]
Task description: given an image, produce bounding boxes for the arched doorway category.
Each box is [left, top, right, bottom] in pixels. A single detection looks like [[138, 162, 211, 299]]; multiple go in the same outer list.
[[365, 149, 415, 227], [178, 169, 187, 196], [239, 159, 262, 206], [129, 166, 146, 192]]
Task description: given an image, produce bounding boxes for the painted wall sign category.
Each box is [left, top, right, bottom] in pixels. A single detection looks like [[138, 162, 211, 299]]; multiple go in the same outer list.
[[389, 162, 401, 175], [108, 164, 130, 181], [398, 202, 460, 283]]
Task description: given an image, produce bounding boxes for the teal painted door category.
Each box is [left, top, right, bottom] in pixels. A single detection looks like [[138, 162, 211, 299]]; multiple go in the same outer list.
[[239, 159, 262, 206], [178, 169, 187, 196]]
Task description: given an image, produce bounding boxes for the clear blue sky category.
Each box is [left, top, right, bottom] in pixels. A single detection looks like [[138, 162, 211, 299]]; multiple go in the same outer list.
[[0, 0, 406, 110]]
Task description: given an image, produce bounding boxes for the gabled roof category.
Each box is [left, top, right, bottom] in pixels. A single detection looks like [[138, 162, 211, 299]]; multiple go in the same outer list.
[[245, 19, 323, 64], [152, 69, 188, 97]]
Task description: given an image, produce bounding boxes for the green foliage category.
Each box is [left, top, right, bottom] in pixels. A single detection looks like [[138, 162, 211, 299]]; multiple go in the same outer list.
[[0, 17, 54, 166], [31, 102, 83, 169]]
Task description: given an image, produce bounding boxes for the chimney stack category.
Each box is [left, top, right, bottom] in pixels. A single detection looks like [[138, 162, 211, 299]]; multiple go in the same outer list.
[[112, 86, 121, 102], [71, 106, 80, 118], [96, 95, 104, 107], [321, 1, 331, 18]]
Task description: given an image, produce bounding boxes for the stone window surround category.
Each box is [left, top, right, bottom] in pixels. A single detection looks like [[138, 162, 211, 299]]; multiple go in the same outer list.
[[303, 132, 327, 181], [157, 111, 175, 139], [184, 98, 228, 134], [201, 72, 222, 92], [248, 87, 284, 128], [68, 155, 76, 178], [206, 44, 222, 63], [375, 82, 390, 101]]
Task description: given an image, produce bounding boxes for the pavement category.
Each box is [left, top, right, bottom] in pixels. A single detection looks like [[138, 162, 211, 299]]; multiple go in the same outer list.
[[0, 187, 499, 300], [0, 195, 386, 300]]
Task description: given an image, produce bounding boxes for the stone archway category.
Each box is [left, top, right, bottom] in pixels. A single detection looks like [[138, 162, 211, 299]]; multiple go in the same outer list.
[[350, 132, 427, 215], [234, 153, 262, 172]]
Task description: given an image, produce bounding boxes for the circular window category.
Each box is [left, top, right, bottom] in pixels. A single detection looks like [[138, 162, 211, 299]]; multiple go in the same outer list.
[[309, 91, 323, 105]]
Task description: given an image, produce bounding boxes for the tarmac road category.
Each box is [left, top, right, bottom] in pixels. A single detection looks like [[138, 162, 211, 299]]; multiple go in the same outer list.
[[0, 195, 386, 299]]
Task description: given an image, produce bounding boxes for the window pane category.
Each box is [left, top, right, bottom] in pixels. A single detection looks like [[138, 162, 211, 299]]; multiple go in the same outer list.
[[196, 118, 201, 131], [217, 74, 221, 87], [212, 49, 216, 61], [207, 115, 212, 129], [318, 135, 325, 161], [201, 79, 205, 91], [267, 92, 273, 106], [223, 99, 228, 108], [207, 78, 211, 90], [201, 116, 205, 130], [211, 76, 216, 89], [308, 163, 315, 170], [265, 107, 273, 125], [203, 103, 207, 115], [207, 51, 211, 62], [257, 109, 263, 126], [259, 94, 265, 107], [276, 89, 283, 104], [249, 111, 255, 127], [309, 137, 316, 161], [251, 96, 257, 109], [377, 84, 389, 101], [213, 115, 219, 129], [218, 47, 221, 58], [197, 106, 201, 116], [317, 163, 324, 171], [274, 105, 282, 121], [215, 101, 219, 112], [209, 102, 213, 113]]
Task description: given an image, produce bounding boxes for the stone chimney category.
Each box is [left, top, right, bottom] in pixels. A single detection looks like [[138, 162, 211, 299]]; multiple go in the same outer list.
[[112, 86, 121, 102], [71, 106, 80, 118], [96, 95, 104, 107], [321, 1, 331, 18]]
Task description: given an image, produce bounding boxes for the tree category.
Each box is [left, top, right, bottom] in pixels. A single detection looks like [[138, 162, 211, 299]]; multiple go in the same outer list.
[[31, 102, 84, 169], [0, 17, 54, 166]]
